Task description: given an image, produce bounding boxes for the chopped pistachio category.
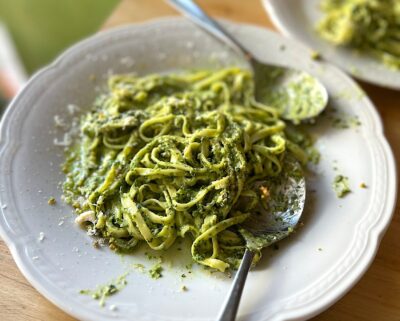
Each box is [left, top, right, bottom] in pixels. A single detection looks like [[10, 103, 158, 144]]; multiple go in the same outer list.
[[47, 197, 56, 205], [149, 262, 163, 279], [332, 175, 351, 198], [310, 50, 321, 60]]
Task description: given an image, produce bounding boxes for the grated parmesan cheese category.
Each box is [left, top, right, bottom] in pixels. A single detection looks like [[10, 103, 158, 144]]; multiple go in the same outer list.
[[67, 104, 80, 115], [53, 133, 72, 147], [38, 232, 45, 242], [54, 115, 66, 128]]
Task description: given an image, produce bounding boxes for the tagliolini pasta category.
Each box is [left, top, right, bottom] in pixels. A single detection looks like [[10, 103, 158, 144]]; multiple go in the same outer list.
[[62, 67, 305, 272]]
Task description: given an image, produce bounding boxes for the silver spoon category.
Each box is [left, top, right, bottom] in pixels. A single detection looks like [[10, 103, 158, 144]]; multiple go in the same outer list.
[[166, 0, 328, 123], [219, 156, 306, 321]]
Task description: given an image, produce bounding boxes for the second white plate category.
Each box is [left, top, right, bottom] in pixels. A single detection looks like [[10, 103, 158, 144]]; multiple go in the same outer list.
[[264, 0, 400, 90]]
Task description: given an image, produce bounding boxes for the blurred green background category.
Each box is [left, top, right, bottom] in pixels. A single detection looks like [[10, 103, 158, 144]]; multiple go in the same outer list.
[[0, 0, 120, 74]]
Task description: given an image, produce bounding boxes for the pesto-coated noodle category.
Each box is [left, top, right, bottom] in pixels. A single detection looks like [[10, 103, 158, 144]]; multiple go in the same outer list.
[[63, 67, 306, 272]]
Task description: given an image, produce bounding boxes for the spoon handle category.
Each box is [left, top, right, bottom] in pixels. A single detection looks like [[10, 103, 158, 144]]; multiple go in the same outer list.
[[166, 0, 254, 62], [217, 249, 255, 321]]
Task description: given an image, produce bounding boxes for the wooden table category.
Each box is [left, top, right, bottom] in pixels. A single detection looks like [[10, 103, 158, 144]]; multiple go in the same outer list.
[[1, 1, 399, 320]]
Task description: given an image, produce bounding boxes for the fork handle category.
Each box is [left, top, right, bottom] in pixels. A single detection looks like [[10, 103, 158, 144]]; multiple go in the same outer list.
[[166, 0, 254, 61], [217, 249, 255, 321]]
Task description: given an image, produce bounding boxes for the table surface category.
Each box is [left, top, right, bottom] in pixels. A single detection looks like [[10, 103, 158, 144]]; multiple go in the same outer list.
[[1, 1, 400, 320]]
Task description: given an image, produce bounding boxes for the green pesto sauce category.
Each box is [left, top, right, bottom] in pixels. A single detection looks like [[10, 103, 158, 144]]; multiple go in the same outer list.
[[331, 115, 361, 129], [79, 273, 128, 307], [307, 147, 321, 165], [317, 0, 400, 70], [332, 175, 351, 198], [325, 105, 362, 130], [285, 125, 321, 165], [149, 262, 163, 279]]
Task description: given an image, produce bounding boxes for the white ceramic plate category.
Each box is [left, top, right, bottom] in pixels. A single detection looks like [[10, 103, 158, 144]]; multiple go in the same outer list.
[[263, 0, 400, 90], [0, 18, 396, 321]]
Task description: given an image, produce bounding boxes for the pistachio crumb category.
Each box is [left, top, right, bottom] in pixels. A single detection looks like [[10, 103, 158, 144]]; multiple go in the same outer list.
[[310, 50, 321, 60], [332, 175, 351, 198], [48, 197, 56, 205]]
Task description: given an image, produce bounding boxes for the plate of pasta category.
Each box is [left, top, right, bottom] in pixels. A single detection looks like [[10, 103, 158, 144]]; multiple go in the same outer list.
[[0, 17, 396, 321], [264, 0, 400, 90]]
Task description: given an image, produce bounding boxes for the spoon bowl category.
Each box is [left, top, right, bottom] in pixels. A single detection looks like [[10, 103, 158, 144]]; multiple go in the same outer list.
[[253, 61, 328, 123], [241, 155, 306, 237]]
